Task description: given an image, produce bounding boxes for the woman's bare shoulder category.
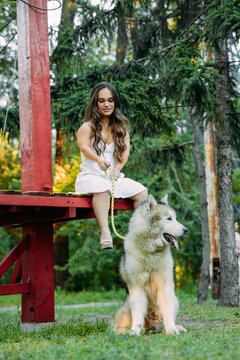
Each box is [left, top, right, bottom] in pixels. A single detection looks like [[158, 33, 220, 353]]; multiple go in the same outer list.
[[77, 122, 91, 135], [125, 130, 130, 142]]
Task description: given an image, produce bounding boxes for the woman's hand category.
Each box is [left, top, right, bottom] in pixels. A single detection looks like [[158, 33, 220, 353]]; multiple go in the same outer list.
[[97, 158, 110, 171], [113, 167, 121, 181]]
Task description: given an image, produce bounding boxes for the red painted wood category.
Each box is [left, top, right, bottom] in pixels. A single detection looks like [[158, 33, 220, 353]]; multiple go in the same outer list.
[[0, 283, 30, 296], [0, 235, 29, 279], [17, 0, 52, 192], [0, 206, 77, 228], [10, 257, 22, 284], [0, 194, 133, 210], [21, 223, 54, 323]]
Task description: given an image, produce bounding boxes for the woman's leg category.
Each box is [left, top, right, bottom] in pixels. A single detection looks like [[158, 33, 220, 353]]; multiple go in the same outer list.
[[92, 191, 112, 249], [92, 191, 111, 228], [129, 190, 148, 209]]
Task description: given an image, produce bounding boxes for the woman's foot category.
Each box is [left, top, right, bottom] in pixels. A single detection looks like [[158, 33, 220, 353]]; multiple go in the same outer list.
[[100, 226, 113, 250]]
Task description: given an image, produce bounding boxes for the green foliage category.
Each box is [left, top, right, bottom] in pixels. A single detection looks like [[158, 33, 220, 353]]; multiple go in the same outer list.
[[0, 1, 18, 118], [54, 218, 125, 291], [204, 0, 240, 42], [73, 0, 117, 56], [51, 61, 174, 137], [0, 134, 21, 190], [0, 108, 19, 140]]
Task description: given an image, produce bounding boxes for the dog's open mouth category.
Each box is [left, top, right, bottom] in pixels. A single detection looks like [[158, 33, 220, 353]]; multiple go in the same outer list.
[[163, 234, 179, 250]]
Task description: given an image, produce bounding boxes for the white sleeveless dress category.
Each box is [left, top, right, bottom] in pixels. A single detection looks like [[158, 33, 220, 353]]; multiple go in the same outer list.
[[75, 141, 146, 198]]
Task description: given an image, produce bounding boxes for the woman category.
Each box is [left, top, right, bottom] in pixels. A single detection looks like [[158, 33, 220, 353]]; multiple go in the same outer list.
[[75, 82, 148, 249]]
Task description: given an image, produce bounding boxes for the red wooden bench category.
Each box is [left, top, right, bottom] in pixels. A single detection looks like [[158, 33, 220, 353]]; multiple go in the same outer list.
[[0, 1, 133, 332]]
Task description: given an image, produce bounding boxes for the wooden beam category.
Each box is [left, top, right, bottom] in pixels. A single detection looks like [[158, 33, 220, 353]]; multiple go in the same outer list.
[[0, 283, 30, 296], [0, 234, 30, 279], [10, 257, 22, 284], [0, 207, 77, 227], [0, 194, 133, 210], [17, 0, 52, 192], [21, 223, 54, 323]]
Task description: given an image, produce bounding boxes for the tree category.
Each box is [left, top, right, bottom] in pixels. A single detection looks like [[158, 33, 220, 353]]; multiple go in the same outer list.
[[213, 4, 239, 306]]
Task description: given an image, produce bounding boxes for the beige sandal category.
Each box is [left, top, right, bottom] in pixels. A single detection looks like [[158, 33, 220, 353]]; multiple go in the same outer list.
[[100, 226, 113, 250]]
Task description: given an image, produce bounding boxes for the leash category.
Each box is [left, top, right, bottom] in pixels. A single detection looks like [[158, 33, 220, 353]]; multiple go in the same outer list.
[[104, 167, 125, 240]]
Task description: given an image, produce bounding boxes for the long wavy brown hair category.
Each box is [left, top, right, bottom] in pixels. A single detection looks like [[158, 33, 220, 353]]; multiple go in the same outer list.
[[83, 82, 129, 163]]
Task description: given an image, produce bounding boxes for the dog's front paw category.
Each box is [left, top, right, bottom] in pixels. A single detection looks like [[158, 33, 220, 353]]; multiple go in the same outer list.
[[165, 325, 187, 335], [176, 325, 187, 333], [130, 326, 142, 336]]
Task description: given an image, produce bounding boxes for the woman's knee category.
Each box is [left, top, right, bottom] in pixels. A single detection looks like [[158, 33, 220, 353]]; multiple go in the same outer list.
[[93, 191, 111, 199], [135, 189, 148, 202], [130, 190, 148, 206]]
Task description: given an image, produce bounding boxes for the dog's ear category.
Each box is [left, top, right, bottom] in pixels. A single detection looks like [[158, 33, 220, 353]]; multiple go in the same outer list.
[[160, 194, 168, 205], [146, 195, 157, 211]]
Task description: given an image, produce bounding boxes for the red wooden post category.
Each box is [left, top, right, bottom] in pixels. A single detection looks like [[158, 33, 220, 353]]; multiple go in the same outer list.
[[21, 224, 54, 327], [17, 0, 52, 193], [17, 0, 54, 330]]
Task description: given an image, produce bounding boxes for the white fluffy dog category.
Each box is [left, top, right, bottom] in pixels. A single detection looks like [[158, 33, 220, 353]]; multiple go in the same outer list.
[[114, 195, 188, 335]]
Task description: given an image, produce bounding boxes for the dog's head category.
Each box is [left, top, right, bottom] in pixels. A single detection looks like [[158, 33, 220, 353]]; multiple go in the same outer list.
[[142, 194, 188, 251]]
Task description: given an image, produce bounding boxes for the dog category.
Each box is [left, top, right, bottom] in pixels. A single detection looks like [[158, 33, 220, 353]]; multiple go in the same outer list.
[[114, 194, 188, 336]]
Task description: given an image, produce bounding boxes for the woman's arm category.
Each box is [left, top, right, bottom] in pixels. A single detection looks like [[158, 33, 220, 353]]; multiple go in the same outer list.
[[113, 132, 130, 179], [77, 123, 110, 171]]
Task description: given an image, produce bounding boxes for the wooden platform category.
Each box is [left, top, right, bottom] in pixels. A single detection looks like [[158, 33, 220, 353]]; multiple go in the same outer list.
[[0, 190, 133, 318], [0, 191, 133, 228]]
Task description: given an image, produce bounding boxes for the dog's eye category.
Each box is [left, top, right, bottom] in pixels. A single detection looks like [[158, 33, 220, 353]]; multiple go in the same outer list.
[[167, 217, 172, 221]]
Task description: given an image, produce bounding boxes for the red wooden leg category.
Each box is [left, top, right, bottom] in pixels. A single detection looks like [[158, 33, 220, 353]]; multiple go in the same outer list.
[[21, 222, 54, 326]]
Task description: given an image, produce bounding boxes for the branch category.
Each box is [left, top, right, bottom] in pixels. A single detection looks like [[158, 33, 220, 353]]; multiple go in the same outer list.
[[159, 141, 194, 152]]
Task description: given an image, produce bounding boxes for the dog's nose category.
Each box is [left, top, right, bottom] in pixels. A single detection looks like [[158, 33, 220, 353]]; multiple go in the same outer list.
[[183, 227, 188, 234]]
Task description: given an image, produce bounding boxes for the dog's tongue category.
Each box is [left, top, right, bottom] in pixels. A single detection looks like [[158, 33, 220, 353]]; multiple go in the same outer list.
[[173, 238, 179, 250]]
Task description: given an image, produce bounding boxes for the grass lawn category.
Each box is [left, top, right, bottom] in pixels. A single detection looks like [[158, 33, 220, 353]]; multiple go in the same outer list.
[[0, 288, 239, 360]]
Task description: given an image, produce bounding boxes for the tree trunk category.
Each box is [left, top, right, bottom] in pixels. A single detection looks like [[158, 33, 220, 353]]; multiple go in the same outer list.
[[116, 3, 128, 65], [53, 0, 76, 288], [190, 109, 210, 303], [215, 31, 239, 307]]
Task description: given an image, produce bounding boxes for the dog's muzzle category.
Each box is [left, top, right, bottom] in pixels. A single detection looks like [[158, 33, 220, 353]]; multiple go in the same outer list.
[[164, 227, 188, 250]]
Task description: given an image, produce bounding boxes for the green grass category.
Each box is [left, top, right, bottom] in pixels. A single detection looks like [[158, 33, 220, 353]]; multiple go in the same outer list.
[[0, 289, 239, 360], [0, 288, 126, 307]]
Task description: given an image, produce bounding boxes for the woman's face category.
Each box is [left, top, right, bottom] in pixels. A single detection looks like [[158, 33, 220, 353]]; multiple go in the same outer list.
[[97, 87, 115, 118]]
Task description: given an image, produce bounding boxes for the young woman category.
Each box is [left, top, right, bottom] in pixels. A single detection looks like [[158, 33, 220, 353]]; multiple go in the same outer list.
[[75, 82, 148, 249]]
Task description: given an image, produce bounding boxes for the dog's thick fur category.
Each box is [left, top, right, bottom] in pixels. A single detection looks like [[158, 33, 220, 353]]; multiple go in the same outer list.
[[114, 195, 188, 335]]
